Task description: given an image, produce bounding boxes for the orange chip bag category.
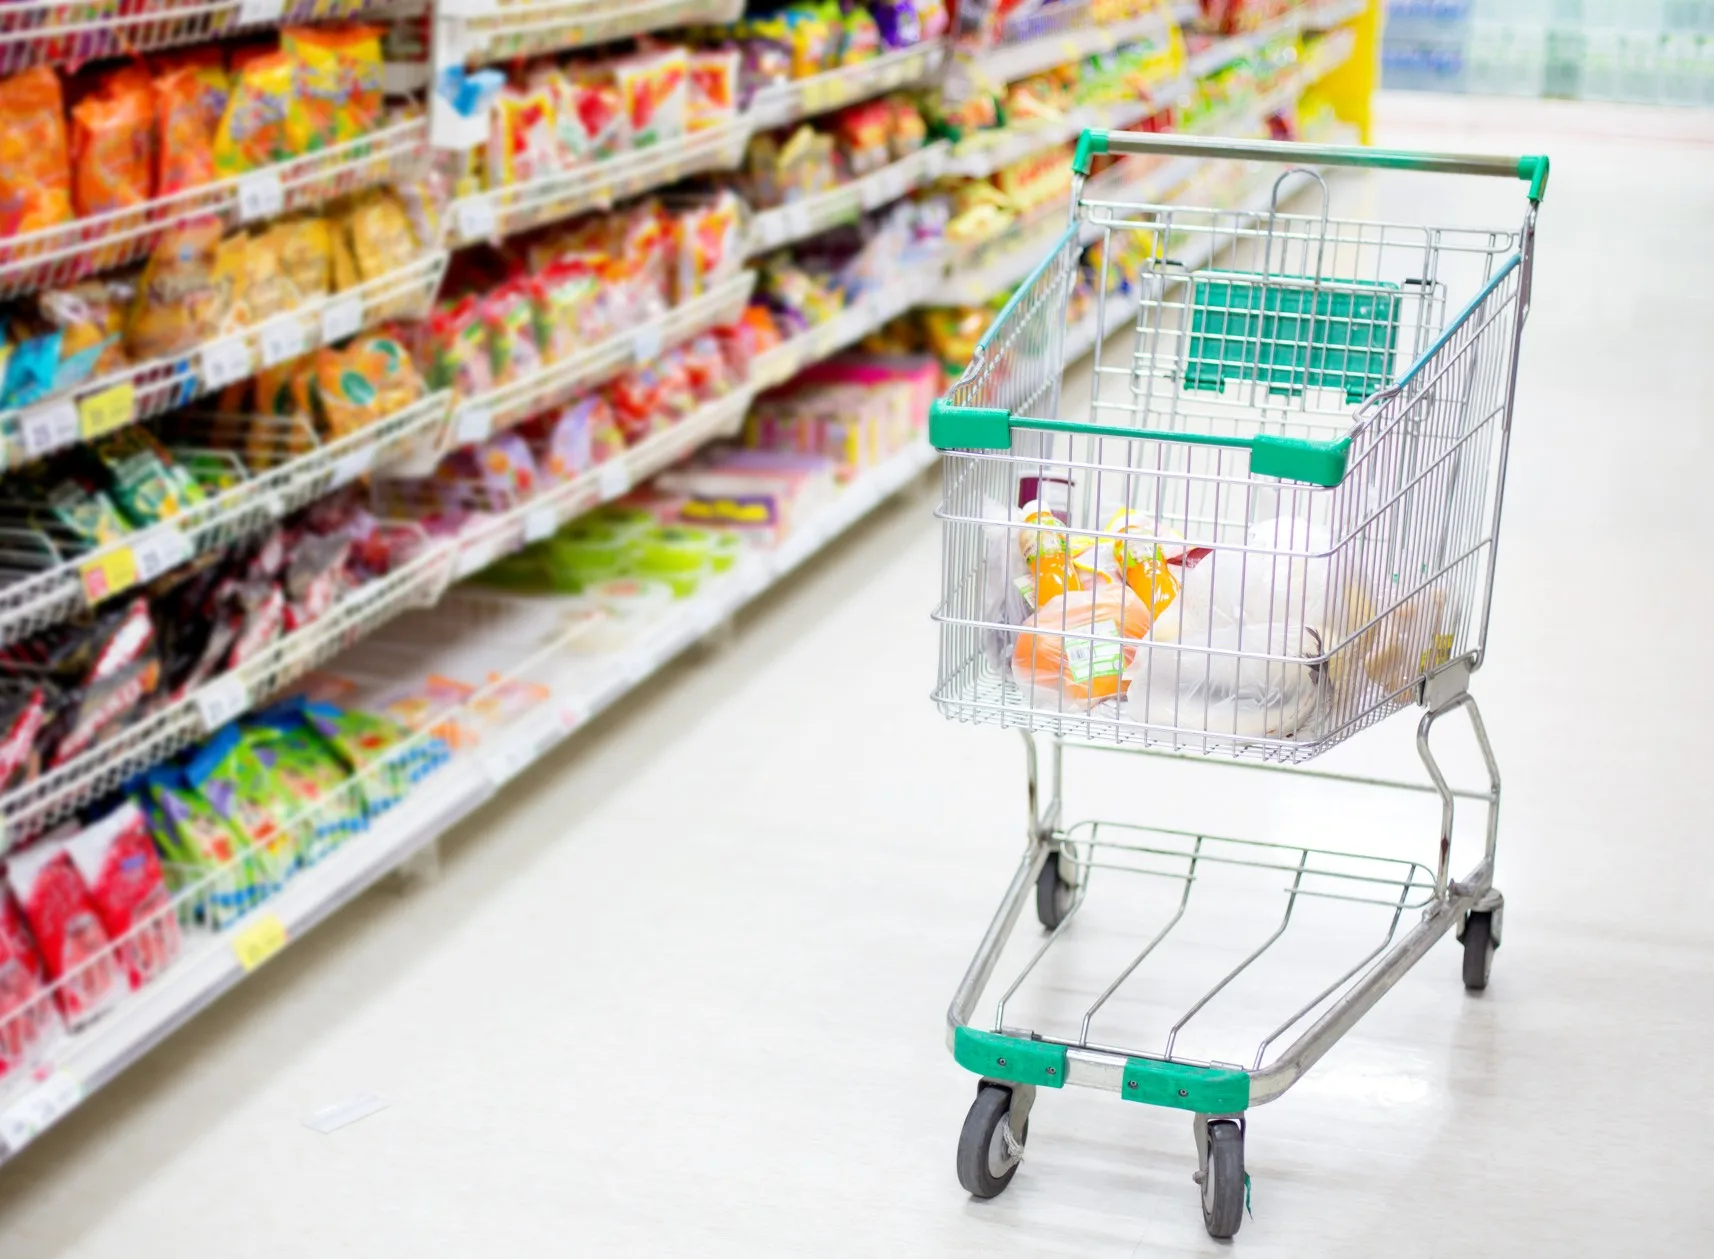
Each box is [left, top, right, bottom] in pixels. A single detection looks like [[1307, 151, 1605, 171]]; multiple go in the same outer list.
[[128, 218, 228, 359], [153, 65, 217, 197], [72, 65, 157, 218], [0, 66, 73, 237], [312, 343, 383, 438], [214, 52, 296, 176]]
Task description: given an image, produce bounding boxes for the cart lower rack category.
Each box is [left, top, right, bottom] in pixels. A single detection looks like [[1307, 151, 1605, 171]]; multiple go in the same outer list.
[[929, 131, 1546, 1237]]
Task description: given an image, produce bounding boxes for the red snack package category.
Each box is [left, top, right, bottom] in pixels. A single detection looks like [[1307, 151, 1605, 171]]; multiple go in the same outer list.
[[0, 66, 74, 237], [64, 803, 180, 991], [6, 844, 122, 1029], [0, 889, 61, 1083]]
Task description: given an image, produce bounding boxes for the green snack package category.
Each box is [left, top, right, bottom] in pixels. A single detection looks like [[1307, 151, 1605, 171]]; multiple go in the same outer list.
[[301, 698, 448, 812], [184, 726, 298, 894], [242, 715, 362, 862], [146, 768, 262, 928], [89, 427, 195, 527]]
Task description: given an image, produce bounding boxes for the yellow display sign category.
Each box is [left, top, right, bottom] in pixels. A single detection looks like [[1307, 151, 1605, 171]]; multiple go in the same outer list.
[[77, 546, 140, 605], [77, 381, 136, 440], [231, 913, 289, 972]]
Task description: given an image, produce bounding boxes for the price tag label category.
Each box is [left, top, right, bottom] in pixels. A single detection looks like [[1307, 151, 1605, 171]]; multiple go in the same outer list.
[[231, 912, 288, 972], [330, 444, 375, 487], [455, 195, 497, 242], [78, 546, 140, 605], [631, 324, 663, 364], [77, 382, 136, 440], [133, 525, 193, 584], [19, 399, 78, 458], [453, 404, 493, 447], [236, 170, 285, 223], [0, 1070, 83, 1155], [200, 337, 253, 390], [523, 504, 558, 542], [597, 461, 630, 501], [258, 317, 307, 368], [319, 293, 364, 344], [194, 673, 251, 733], [236, 0, 285, 23]]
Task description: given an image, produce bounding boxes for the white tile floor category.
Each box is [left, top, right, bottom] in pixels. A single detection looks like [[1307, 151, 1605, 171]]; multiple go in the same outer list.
[[3, 94, 1714, 1257]]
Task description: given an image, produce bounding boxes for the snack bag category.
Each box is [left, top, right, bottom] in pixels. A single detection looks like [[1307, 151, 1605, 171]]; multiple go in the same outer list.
[[480, 283, 541, 385], [6, 844, 122, 1029], [527, 65, 588, 168], [1011, 586, 1153, 708], [282, 24, 382, 148], [614, 48, 688, 149], [146, 769, 258, 924], [487, 84, 558, 188], [341, 192, 418, 313], [214, 52, 296, 176], [0, 889, 60, 1083], [70, 65, 157, 219], [219, 231, 303, 331], [347, 331, 424, 414], [687, 50, 739, 131], [128, 218, 229, 359], [63, 802, 180, 990], [0, 66, 73, 237], [266, 217, 332, 301], [571, 75, 623, 158], [91, 427, 197, 525], [312, 343, 382, 438], [152, 45, 229, 133], [301, 699, 443, 810], [39, 279, 130, 379], [153, 64, 218, 196], [424, 296, 493, 396], [0, 683, 48, 794]]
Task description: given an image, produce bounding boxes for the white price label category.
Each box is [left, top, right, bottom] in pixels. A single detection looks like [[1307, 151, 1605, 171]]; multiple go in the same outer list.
[[236, 0, 285, 23], [453, 405, 493, 447], [0, 1070, 83, 1155], [455, 196, 497, 242], [19, 400, 78, 457], [319, 293, 363, 344], [199, 337, 253, 390], [133, 525, 192, 583], [631, 324, 663, 363], [330, 445, 375, 487], [194, 673, 251, 732], [258, 317, 306, 368], [523, 505, 558, 542], [597, 461, 630, 501], [235, 170, 285, 223]]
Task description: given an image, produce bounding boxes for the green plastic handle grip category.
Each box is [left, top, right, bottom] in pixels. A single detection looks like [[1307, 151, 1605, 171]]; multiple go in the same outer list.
[[1072, 130, 1550, 202], [928, 401, 1353, 487]]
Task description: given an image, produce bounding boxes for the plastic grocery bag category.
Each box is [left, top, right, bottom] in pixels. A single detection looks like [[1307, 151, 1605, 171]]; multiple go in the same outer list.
[[978, 497, 1029, 673]]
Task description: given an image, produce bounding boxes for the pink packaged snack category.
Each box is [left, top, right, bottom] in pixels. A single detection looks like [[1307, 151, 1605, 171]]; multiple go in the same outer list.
[[529, 395, 602, 483], [0, 889, 60, 1083], [6, 843, 121, 1029], [613, 47, 688, 149], [64, 802, 180, 991]]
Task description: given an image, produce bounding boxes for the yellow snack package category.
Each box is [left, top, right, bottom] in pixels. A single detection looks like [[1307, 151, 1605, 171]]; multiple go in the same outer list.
[[213, 53, 297, 176], [344, 192, 417, 280], [312, 343, 382, 439], [219, 231, 302, 331], [268, 217, 332, 301], [283, 25, 383, 148], [347, 332, 424, 416], [128, 219, 229, 359]]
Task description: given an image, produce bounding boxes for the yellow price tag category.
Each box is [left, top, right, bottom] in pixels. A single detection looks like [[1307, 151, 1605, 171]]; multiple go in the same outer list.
[[78, 546, 139, 605], [78, 381, 136, 440], [231, 912, 288, 972]]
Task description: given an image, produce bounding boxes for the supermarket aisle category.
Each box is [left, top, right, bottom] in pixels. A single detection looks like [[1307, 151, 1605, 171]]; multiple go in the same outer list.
[[3, 95, 1714, 1258]]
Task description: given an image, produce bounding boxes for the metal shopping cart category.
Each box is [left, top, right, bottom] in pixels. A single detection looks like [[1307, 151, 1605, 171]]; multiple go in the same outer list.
[[929, 131, 1548, 1236]]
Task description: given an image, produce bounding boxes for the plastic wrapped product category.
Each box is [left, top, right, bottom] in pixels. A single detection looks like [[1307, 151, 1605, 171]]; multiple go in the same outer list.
[[0, 66, 73, 236], [283, 24, 383, 147], [153, 65, 219, 196], [6, 843, 122, 1030], [1012, 585, 1153, 711], [70, 65, 157, 219], [214, 52, 297, 175], [128, 219, 229, 359], [487, 84, 560, 188], [687, 50, 740, 131], [63, 802, 180, 990], [615, 48, 688, 149], [0, 888, 61, 1083]]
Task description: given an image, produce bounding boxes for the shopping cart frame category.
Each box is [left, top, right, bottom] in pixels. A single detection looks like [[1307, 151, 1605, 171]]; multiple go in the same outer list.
[[932, 131, 1547, 1236]]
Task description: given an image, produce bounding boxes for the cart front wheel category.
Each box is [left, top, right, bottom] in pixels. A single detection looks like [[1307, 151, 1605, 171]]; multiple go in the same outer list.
[[957, 1085, 1027, 1199], [1200, 1119, 1245, 1239], [1462, 909, 1496, 991], [1035, 853, 1073, 930]]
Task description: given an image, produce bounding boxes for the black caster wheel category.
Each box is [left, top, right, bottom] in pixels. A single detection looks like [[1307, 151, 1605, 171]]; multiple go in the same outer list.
[[1035, 852, 1073, 930], [1462, 909, 1496, 991], [957, 1085, 1027, 1199], [1200, 1119, 1245, 1240]]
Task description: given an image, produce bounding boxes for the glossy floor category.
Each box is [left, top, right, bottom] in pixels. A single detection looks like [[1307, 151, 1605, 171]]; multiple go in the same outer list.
[[2, 94, 1712, 1257]]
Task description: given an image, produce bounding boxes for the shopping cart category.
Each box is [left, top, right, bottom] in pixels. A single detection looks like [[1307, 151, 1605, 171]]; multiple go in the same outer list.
[[930, 131, 1547, 1236]]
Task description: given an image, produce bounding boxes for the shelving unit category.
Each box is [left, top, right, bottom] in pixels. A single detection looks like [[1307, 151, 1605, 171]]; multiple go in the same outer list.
[[747, 40, 948, 129], [435, 0, 744, 63], [747, 144, 948, 257], [966, 5, 1177, 86]]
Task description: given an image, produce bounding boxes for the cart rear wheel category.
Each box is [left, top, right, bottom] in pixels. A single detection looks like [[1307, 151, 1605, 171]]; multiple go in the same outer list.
[[1200, 1120, 1245, 1239], [957, 1085, 1026, 1199], [1035, 854, 1073, 930], [1462, 909, 1496, 991]]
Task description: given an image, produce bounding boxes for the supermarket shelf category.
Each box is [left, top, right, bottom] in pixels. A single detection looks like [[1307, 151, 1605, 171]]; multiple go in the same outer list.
[[0, 434, 939, 1158], [0, 0, 395, 75], [944, 83, 1190, 180], [935, 207, 1075, 308], [436, 0, 743, 63], [748, 41, 947, 130], [750, 260, 944, 392], [745, 144, 947, 258], [0, 390, 451, 653], [1, 251, 450, 473], [444, 119, 752, 247], [417, 272, 757, 467], [1185, 7, 1306, 79], [1301, 0, 1367, 32], [965, 6, 1177, 86], [0, 120, 428, 303]]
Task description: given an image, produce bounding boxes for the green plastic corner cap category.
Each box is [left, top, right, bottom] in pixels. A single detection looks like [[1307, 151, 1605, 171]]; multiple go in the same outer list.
[[1248, 434, 1352, 487], [953, 1027, 1069, 1088], [929, 401, 1013, 451], [1121, 1058, 1251, 1113], [1072, 128, 1110, 176], [1517, 154, 1550, 202]]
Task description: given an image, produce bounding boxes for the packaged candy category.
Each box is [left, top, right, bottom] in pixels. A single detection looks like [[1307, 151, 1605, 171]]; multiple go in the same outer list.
[[6, 843, 121, 1029], [153, 64, 218, 197], [145, 767, 258, 926], [63, 802, 180, 990], [528, 259, 599, 361], [475, 431, 539, 503], [0, 66, 73, 237], [615, 48, 688, 149], [527, 65, 589, 169], [687, 50, 740, 130], [91, 427, 198, 526], [342, 192, 419, 312], [873, 0, 923, 49], [152, 45, 229, 134], [283, 24, 382, 148], [214, 52, 296, 176], [488, 84, 559, 188], [219, 231, 303, 331], [571, 74, 624, 158], [531, 394, 600, 482], [839, 7, 882, 64], [0, 889, 59, 1083], [70, 65, 157, 219], [128, 219, 228, 359], [300, 699, 437, 813], [266, 217, 333, 302]]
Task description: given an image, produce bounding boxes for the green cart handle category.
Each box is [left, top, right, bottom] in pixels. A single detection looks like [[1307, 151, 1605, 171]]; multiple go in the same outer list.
[[1072, 130, 1551, 203], [928, 401, 1352, 487]]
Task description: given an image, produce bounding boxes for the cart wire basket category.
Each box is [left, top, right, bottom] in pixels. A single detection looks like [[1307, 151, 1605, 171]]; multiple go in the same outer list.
[[930, 130, 1546, 1237]]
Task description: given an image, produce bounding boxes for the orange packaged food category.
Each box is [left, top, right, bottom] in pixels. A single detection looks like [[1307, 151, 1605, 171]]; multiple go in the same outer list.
[[71, 65, 157, 219], [153, 65, 217, 197], [152, 46, 229, 133], [214, 52, 296, 176], [0, 66, 73, 237], [1012, 586, 1154, 706]]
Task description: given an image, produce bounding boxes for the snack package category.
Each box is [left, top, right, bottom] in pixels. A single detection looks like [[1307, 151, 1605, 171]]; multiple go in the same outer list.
[[341, 192, 419, 314], [153, 64, 218, 197], [527, 65, 589, 169], [1011, 585, 1154, 709], [283, 24, 383, 148], [300, 698, 445, 810], [0, 683, 48, 793], [0, 889, 60, 1083], [39, 279, 130, 380], [242, 709, 365, 860], [615, 48, 688, 149], [70, 65, 157, 219], [487, 84, 559, 188], [184, 725, 297, 890], [91, 427, 199, 525], [153, 45, 230, 134], [63, 802, 180, 990], [214, 52, 297, 176], [571, 72, 624, 158], [528, 259, 600, 361], [0, 66, 74, 236], [144, 768, 252, 924], [687, 50, 740, 130], [219, 231, 303, 331], [423, 296, 493, 397], [531, 394, 599, 482], [6, 844, 122, 1029], [267, 217, 333, 301], [480, 283, 541, 385], [349, 331, 425, 415], [128, 219, 229, 359]]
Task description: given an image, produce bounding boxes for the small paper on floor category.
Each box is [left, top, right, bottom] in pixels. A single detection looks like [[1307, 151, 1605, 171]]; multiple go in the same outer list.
[[303, 1094, 389, 1135]]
